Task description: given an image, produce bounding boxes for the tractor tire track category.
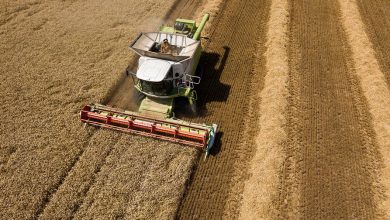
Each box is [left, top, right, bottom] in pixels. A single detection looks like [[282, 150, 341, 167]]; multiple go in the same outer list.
[[277, 0, 381, 218], [177, 0, 270, 218]]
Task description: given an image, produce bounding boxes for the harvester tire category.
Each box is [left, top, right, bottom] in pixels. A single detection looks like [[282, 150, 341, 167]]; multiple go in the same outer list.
[[132, 89, 145, 107], [188, 102, 198, 116]]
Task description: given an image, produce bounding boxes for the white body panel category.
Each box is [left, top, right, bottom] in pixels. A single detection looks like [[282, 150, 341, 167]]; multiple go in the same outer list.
[[137, 58, 174, 82]]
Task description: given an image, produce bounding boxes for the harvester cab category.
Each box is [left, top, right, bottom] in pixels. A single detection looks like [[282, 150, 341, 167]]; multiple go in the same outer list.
[[80, 14, 217, 158]]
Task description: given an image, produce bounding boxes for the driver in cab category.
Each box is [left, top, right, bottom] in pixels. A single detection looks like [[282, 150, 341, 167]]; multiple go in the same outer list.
[[160, 39, 172, 54]]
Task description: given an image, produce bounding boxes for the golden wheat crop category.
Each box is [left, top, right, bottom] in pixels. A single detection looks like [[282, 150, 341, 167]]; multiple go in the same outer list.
[[0, 0, 226, 218]]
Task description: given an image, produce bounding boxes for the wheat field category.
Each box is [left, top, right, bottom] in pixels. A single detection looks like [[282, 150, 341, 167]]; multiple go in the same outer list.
[[2, 0, 390, 219]]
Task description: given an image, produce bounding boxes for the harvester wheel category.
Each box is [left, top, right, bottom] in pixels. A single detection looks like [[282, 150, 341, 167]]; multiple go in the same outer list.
[[132, 89, 145, 107], [188, 102, 198, 116]]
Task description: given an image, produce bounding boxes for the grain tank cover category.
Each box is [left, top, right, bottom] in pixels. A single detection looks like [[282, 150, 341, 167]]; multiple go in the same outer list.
[[130, 32, 200, 62]]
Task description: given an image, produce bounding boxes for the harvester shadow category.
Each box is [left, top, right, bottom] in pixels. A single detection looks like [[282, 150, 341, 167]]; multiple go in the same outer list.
[[196, 46, 231, 117], [175, 46, 231, 118]]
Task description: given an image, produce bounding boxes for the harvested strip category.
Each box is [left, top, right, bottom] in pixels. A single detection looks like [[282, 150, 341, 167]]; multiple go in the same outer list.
[[238, 0, 289, 218], [221, 1, 270, 218], [356, 0, 390, 87], [177, 0, 271, 218], [282, 0, 380, 218], [338, 0, 390, 217]]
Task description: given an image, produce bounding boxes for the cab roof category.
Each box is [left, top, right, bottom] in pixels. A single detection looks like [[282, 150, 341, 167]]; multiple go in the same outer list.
[[136, 58, 173, 82]]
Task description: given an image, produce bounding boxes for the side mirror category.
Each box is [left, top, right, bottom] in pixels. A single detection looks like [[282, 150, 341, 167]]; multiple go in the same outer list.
[[125, 70, 136, 77]]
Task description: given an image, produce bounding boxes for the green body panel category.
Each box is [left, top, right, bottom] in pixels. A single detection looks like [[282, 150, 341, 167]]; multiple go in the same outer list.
[[175, 18, 196, 25], [160, 26, 174, 33], [160, 18, 196, 35], [135, 83, 193, 99], [139, 97, 173, 118], [135, 83, 197, 117], [175, 19, 196, 32]]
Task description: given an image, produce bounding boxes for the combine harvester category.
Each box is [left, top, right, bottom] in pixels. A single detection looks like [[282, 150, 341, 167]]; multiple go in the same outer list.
[[80, 14, 218, 158]]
